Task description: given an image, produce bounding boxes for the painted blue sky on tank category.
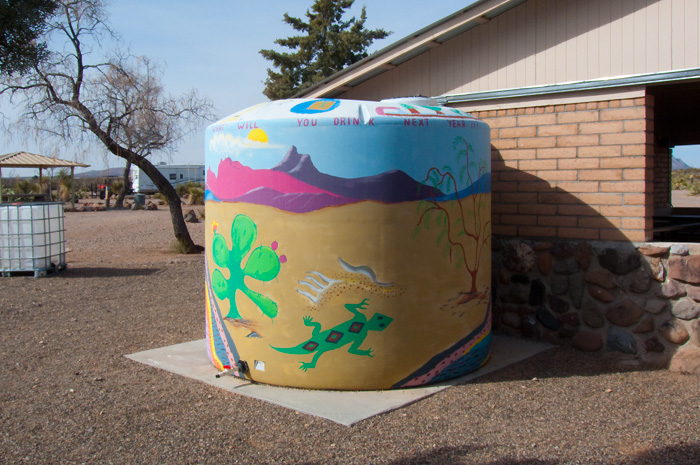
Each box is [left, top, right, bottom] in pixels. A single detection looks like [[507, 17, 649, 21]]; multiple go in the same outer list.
[[205, 100, 491, 191]]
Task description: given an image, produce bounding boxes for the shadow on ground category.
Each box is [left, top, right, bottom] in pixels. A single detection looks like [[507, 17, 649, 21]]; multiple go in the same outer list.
[[59, 266, 161, 278]]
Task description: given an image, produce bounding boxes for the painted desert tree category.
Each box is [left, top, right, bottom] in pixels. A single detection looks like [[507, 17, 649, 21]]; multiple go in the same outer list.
[[260, 0, 389, 100], [0, 0, 214, 252]]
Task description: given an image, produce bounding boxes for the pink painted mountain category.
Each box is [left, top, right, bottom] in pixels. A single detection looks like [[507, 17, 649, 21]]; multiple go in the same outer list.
[[206, 148, 445, 213], [206, 158, 341, 198], [206, 158, 359, 213]]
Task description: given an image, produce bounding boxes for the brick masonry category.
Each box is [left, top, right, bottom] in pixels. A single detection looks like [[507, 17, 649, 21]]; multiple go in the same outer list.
[[470, 96, 656, 243]]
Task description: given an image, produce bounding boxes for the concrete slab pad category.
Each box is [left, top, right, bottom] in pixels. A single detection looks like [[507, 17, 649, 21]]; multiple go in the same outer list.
[[126, 335, 550, 426]]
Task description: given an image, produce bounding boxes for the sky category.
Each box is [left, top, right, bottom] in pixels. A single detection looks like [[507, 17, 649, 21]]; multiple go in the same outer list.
[[0, 0, 476, 175], [2, 0, 699, 175]]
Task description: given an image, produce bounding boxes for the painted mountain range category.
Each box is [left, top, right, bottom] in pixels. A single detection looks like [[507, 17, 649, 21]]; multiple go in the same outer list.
[[207, 146, 490, 214]]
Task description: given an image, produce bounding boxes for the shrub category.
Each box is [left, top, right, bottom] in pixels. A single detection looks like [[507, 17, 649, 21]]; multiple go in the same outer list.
[[188, 187, 204, 205], [153, 192, 168, 205], [176, 181, 203, 197]]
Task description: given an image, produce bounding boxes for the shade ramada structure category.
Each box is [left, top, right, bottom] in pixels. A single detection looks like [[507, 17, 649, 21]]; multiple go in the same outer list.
[[0, 152, 90, 207]]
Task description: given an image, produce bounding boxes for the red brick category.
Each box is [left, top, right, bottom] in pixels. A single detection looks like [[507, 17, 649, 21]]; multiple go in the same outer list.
[[578, 217, 621, 229], [557, 111, 599, 123], [578, 146, 622, 158], [635, 97, 648, 106], [492, 138, 518, 150], [480, 116, 517, 128], [579, 121, 624, 134], [600, 229, 646, 242], [601, 107, 646, 121], [579, 169, 623, 181], [519, 137, 557, 149], [492, 224, 518, 236], [518, 180, 554, 192], [598, 101, 609, 109], [620, 99, 635, 108], [519, 203, 557, 215], [586, 102, 598, 110], [578, 193, 624, 205], [559, 204, 602, 216], [538, 192, 582, 204], [623, 119, 648, 132], [500, 126, 537, 138], [621, 217, 647, 229], [600, 157, 646, 168], [499, 171, 534, 182], [518, 114, 557, 126], [519, 159, 558, 171], [493, 203, 518, 214], [557, 134, 600, 147], [558, 158, 599, 169], [538, 124, 578, 136], [623, 168, 646, 180], [519, 226, 557, 237], [501, 192, 538, 203], [537, 170, 578, 181], [491, 181, 518, 192], [600, 181, 645, 193], [559, 227, 600, 240], [499, 149, 537, 160], [600, 205, 645, 217], [517, 108, 527, 115], [623, 193, 646, 205], [600, 132, 647, 145], [538, 215, 578, 227], [526, 107, 535, 115], [555, 181, 600, 193], [622, 144, 651, 156], [501, 214, 538, 226], [537, 147, 577, 159]]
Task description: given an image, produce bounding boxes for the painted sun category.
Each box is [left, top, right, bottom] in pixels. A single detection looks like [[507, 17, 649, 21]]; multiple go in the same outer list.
[[247, 128, 269, 143]]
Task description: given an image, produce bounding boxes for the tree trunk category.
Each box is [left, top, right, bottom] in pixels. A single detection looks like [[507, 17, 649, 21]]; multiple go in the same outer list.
[[129, 155, 203, 254], [114, 160, 131, 208]]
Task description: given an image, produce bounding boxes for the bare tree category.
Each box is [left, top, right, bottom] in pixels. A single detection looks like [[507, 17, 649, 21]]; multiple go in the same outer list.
[[0, 0, 214, 253]]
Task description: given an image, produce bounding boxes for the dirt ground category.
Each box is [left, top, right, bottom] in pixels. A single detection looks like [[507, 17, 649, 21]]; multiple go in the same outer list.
[[1, 205, 699, 465]]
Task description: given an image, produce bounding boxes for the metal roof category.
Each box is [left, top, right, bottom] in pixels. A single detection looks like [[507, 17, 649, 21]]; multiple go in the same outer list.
[[0, 152, 90, 169], [296, 0, 527, 98]]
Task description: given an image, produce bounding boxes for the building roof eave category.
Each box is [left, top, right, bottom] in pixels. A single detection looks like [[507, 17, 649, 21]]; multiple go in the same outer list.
[[295, 0, 527, 99]]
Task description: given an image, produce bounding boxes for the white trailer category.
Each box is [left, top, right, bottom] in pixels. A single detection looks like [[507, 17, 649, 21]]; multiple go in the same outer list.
[[132, 163, 205, 194]]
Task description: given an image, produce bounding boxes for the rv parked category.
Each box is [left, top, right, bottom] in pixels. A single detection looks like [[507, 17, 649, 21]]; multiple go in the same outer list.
[[132, 163, 205, 194]]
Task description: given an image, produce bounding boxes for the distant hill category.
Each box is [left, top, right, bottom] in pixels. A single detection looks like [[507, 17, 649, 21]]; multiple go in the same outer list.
[[672, 157, 692, 171], [75, 168, 125, 178]]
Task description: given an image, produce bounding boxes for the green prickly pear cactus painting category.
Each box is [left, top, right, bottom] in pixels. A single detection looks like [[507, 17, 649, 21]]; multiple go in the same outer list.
[[211, 214, 285, 319]]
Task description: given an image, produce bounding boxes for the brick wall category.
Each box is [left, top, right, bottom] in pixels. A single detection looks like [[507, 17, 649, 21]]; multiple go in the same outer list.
[[468, 96, 655, 243]]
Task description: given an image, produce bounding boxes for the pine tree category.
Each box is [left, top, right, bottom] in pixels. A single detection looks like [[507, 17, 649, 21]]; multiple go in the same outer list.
[[0, 0, 58, 76], [260, 0, 389, 100]]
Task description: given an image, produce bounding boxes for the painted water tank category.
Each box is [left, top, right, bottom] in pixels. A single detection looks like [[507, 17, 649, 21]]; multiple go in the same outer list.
[[204, 98, 491, 390]]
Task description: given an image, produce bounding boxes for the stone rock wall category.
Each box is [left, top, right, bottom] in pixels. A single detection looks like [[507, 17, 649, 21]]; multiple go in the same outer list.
[[493, 238, 700, 374]]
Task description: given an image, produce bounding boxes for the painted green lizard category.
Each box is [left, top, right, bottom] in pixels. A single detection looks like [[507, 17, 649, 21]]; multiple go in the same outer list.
[[270, 299, 393, 371]]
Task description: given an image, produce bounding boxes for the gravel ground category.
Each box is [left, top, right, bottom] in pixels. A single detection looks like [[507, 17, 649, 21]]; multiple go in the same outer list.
[[672, 190, 700, 208], [1, 205, 699, 465]]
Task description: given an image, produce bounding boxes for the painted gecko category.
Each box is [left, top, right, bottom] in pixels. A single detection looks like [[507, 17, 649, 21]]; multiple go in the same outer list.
[[270, 299, 393, 371]]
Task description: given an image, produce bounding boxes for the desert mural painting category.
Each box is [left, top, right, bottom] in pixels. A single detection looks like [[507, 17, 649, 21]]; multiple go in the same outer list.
[[204, 99, 491, 390]]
